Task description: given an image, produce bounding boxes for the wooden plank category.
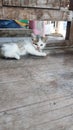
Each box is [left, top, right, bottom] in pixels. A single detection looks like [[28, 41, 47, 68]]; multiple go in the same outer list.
[[0, 50, 73, 129], [0, 95, 73, 129], [0, 0, 2, 6], [60, 0, 70, 10], [3, 0, 60, 9], [2, 0, 71, 10], [3, 0, 21, 6], [70, 20, 73, 43], [0, 7, 72, 21], [0, 56, 73, 111], [0, 77, 73, 112], [0, 29, 32, 37]]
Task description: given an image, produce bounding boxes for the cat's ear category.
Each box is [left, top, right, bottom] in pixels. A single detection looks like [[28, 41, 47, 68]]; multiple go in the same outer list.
[[41, 36, 48, 43], [31, 33, 37, 41], [31, 33, 39, 43]]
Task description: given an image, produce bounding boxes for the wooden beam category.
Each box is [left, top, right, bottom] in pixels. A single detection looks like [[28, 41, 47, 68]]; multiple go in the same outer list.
[[3, 0, 60, 9], [0, 28, 32, 37], [0, 7, 72, 21], [0, 0, 2, 6]]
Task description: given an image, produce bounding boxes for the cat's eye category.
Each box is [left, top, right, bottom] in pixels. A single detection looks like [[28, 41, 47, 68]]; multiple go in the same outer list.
[[40, 44, 43, 46], [34, 43, 37, 45]]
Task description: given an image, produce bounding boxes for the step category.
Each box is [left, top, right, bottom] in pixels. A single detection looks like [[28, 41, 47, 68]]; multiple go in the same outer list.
[[0, 28, 32, 37]]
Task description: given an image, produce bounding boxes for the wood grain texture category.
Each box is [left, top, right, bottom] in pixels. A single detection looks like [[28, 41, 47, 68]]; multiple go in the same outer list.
[[70, 20, 73, 42], [0, 7, 72, 21], [0, 0, 2, 6], [3, 0, 60, 9], [0, 29, 32, 37], [2, 0, 70, 10], [0, 0, 72, 20], [0, 50, 73, 129]]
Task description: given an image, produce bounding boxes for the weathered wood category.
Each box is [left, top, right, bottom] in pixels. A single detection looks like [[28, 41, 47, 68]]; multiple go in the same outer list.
[[70, 20, 73, 43], [0, 0, 72, 20], [0, 95, 73, 130], [2, 0, 70, 10], [0, 7, 72, 21], [3, 0, 60, 9], [0, 0, 2, 6], [61, 0, 70, 9], [0, 51, 73, 129], [0, 29, 32, 37], [9, 0, 21, 6]]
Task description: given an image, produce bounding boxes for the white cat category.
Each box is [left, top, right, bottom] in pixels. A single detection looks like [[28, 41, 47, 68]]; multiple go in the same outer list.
[[0, 33, 47, 60]]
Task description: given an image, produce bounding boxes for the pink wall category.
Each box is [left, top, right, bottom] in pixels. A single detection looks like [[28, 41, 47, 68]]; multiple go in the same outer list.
[[29, 20, 45, 36]]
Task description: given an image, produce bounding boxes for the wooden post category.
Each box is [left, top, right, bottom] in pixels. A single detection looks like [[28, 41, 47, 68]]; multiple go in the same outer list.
[[65, 21, 71, 40], [69, 0, 73, 10]]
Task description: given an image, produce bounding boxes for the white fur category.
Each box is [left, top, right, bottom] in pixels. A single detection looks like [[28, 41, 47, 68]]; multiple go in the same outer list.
[[1, 34, 47, 60], [1, 43, 20, 59]]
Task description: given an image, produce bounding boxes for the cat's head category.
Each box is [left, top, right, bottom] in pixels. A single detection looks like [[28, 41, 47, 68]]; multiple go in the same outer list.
[[31, 33, 47, 50]]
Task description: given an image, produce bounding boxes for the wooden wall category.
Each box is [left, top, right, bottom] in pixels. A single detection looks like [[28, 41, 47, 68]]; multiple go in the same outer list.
[[70, 21, 73, 43], [2, 0, 60, 9], [0, 0, 72, 21]]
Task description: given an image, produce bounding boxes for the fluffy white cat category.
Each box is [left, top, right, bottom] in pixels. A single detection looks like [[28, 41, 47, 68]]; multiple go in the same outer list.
[[0, 33, 47, 60]]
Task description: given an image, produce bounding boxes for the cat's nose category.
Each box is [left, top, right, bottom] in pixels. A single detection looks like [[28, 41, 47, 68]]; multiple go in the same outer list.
[[37, 46, 40, 51]]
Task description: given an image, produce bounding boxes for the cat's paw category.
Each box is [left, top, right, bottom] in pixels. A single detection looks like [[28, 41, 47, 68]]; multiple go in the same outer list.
[[15, 55, 20, 60], [42, 53, 47, 57]]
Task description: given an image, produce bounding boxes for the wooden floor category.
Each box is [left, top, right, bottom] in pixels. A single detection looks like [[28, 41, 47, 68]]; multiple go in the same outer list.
[[0, 50, 73, 130]]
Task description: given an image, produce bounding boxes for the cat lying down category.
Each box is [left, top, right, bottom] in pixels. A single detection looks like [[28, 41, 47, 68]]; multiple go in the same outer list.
[[0, 33, 47, 60]]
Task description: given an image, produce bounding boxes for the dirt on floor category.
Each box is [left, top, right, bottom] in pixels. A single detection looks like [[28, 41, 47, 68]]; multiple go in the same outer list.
[[0, 49, 73, 130]]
